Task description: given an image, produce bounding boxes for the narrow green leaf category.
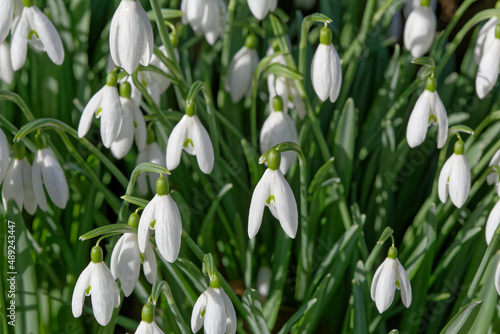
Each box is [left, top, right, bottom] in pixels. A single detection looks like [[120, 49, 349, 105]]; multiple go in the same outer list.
[[276, 298, 317, 334], [334, 98, 356, 193], [120, 196, 149, 208], [146, 8, 183, 20], [242, 289, 270, 334], [79, 224, 136, 241], [263, 63, 303, 81], [440, 301, 482, 334]]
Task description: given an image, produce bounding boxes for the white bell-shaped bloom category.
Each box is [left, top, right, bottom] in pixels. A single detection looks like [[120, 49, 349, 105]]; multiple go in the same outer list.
[[1, 142, 37, 214], [78, 72, 122, 148], [438, 142, 471, 209], [260, 97, 298, 175], [225, 35, 259, 103], [406, 77, 448, 149], [311, 27, 342, 103], [148, 45, 180, 95], [136, 320, 164, 334], [0, 128, 10, 184], [474, 17, 498, 64], [137, 132, 166, 195], [293, 0, 316, 10], [181, 0, 226, 45], [191, 286, 237, 334], [0, 41, 13, 84], [72, 246, 120, 326], [248, 150, 298, 239], [496, 260, 500, 296], [0, 0, 15, 44], [110, 231, 157, 297], [138, 176, 182, 263], [166, 106, 214, 174], [110, 82, 147, 159], [404, 5, 436, 58], [475, 24, 500, 99], [247, 0, 277, 21], [371, 247, 412, 313], [32, 143, 69, 211], [487, 149, 500, 195], [485, 200, 500, 245], [10, 4, 64, 71], [109, 0, 154, 74], [257, 266, 272, 298]]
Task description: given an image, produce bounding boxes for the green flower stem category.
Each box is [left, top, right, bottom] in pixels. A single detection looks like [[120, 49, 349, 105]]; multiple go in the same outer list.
[[435, 9, 500, 77], [0, 90, 36, 122], [217, 0, 237, 109]]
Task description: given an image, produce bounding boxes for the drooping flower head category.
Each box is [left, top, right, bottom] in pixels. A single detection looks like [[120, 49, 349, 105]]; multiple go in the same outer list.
[[475, 23, 500, 99], [404, 0, 436, 58], [0, 41, 14, 84], [370, 245, 412, 313], [109, 0, 154, 74], [138, 175, 182, 263], [166, 101, 214, 174], [181, 0, 227, 45], [406, 76, 448, 149], [247, 0, 277, 21], [225, 34, 259, 103], [438, 139, 471, 208], [72, 245, 121, 326], [311, 26, 342, 103], [486, 200, 500, 246], [11, 1, 64, 71], [136, 302, 164, 334], [248, 149, 298, 239]]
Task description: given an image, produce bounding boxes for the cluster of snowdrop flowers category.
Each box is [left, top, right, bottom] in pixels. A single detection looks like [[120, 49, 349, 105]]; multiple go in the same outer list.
[[0, 131, 68, 214], [248, 148, 298, 239], [225, 34, 259, 103], [404, 0, 436, 58], [371, 245, 412, 313], [181, 0, 227, 45], [191, 254, 236, 334], [247, 0, 277, 21], [311, 26, 342, 103], [474, 20, 500, 99], [406, 76, 448, 149], [438, 139, 471, 209]]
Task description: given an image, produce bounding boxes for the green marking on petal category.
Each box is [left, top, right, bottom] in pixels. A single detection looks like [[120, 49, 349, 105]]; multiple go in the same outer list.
[[183, 138, 194, 148], [85, 286, 91, 295], [133, 121, 137, 129], [150, 220, 156, 229], [96, 108, 102, 117], [200, 309, 206, 317], [266, 195, 275, 205], [395, 280, 401, 289], [139, 253, 145, 263], [28, 30, 39, 40], [428, 114, 437, 124]]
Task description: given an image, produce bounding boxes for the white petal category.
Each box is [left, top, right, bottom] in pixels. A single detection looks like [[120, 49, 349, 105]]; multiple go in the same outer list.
[[272, 169, 298, 238], [438, 154, 454, 204], [117, 2, 145, 74], [434, 92, 448, 149], [137, 1, 154, 67], [40, 148, 69, 209], [191, 291, 207, 333], [133, 106, 147, 151], [90, 262, 120, 326], [247, 0, 269, 20], [191, 115, 214, 174], [395, 259, 412, 308], [155, 195, 183, 263], [248, 169, 271, 238], [109, 3, 122, 67], [474, 18, 498, 64], [407, 90, 432, 148], [487, 149, 500, 185], [114, 233, 141, 297], [110, 234, 125, 279], [221, 288, 237, 334], [185, 0, 205, 31], [21, 158, 37, 215], [2, 159, 23, 211], [257, 266, 272, 298], [166, 115, 188, 171], [31, 6, 64, 65], [329, 46, 342, 103], [10, 9, 29, 71], [100, 85, 122, 148], [204, 288, 227, 334], [370, 260, 384, 302], [226, 47, 258, 103], [404, 6, 436, 58], [143, 242, 158, 285], [0, 41, 14, 84], [0, 0, 14, 43], [374, 258, 396, 313], [72, 264, 91, 318], [138, 196, 157, 253], [110, 98, 135, 159], [486, 200, 500, 245], [448, 154, 470, 208], [0, 128, 9, 183], [32, 152, 47, 211], [476, 37, 500, 99], [311, 44, 334, 102], [78, 88, 104, 138]]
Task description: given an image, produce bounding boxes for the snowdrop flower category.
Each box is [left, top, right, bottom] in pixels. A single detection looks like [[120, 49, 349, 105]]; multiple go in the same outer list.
[[260, 97, 298, 175], [136, 302, 164, 334], [485, 200, 500, 245], [248, 149, 298, 239], [109, 0, 154, 74], [166, 102, 214, 174], [438, 140, 471, 208], [404, 0, 436, 58], [475, 23, 500, 99], [1, 141, 37, 214], [181, 0, 226, 45], [148, 43, 180, 95], [0, 0, 15, 44], [225, 34, 259, 103], [0, 41, 14, 84], [137, 129, 167, 195], [406, 76, 448, 149], [371, 246, 411, 313], [111, 212, 157, 296], [72, 245, 120, 326], [247, 0, 277, 21], [474, 17, 498, 64], [311, 27, 342, 103], [78, 71, 122, 148], [32, 134, 69, 211], [487, 149, 500, 195], [138, 175, 182, 263], [293, 0, 316, 10], [10, 2, 64, 71], [0, 128, 9, 184], [191, 254, 237, 334], [110, 81, 147, 159]]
